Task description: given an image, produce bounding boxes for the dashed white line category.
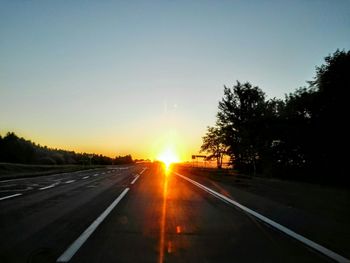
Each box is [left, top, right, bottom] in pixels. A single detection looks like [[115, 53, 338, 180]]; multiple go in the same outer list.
[[130, 175, 140, 185], [139, 167, 147, 174], [0, 193, 22, 201], [56, 188, 130, 263], [93, 174, 99, 177], [39, 183, 58, 190], [174, 172, 350, 263], [82, 176, 89, 179], [65, 180, 75, 184]]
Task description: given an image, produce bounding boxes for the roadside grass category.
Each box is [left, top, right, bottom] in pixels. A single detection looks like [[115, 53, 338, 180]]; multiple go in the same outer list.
[[175, 165, 350, 257], [175, 165, 349, 221], [0, 162, 104, 180], [176, 166, 250, 183]]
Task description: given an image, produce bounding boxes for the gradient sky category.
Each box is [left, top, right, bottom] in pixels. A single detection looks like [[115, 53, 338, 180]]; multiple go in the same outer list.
[[1, 0, 349, 160]]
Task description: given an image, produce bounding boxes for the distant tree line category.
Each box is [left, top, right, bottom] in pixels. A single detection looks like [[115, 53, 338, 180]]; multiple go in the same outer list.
[[0, 132, 134, 166], [201, 50, 349, 184]]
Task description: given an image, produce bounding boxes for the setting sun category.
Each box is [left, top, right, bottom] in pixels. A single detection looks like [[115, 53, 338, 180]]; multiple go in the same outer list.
[[157, 147, 179, 169]]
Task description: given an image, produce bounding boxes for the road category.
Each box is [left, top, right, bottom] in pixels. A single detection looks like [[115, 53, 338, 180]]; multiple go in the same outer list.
[[0, 163, 337, 262]]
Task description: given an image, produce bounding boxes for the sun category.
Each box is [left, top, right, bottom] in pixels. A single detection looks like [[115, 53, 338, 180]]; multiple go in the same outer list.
[[157, 147, 179, 170]]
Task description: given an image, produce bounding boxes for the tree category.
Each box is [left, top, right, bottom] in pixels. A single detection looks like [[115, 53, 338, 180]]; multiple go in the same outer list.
[[274, 50, 350, 182], [262, 50, 350, 182], [114, 155, 134, 165], [216, 81, 268, 174], [308, 50, 350, 181], [0, 131, 130, 166], [275, 88, 317, 170], [202, 49, 349, 184], [200, 126, 227, 168]]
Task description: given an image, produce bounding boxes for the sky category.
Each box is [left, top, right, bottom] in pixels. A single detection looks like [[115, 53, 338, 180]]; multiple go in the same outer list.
[[1, 0, 349, 161]]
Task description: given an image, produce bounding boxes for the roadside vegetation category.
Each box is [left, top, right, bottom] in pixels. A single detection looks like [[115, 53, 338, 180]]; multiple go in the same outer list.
[[201, 50, 350, 185], [0, 132, 134, 166]]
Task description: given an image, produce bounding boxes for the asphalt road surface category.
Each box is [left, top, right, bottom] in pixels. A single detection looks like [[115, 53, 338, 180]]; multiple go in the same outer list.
[[0, 163, 335, 262]]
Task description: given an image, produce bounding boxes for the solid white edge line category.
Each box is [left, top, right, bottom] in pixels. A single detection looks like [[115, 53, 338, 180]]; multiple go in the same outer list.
[[139, 168, 147, 174], [130, 175, 140, 185], [174, 172, 350, 263], [0, 193, 22, 201], [56, 187, 130, 263]]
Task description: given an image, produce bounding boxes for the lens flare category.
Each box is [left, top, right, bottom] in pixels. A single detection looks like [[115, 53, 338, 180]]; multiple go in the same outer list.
[[157, 147, 179, 170]]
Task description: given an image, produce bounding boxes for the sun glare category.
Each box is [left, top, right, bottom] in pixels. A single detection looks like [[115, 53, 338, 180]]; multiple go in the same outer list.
[[157, 147, 179, 170]]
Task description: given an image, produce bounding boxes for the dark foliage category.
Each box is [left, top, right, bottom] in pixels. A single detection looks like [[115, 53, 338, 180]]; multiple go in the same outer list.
[[200, 126, 227, 169], [0, 132, 134, 166], [114, 155, 133, 165], [203, 50, 350, 185]]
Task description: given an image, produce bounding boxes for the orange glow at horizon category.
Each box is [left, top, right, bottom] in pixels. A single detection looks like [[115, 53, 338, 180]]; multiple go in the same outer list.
[[156, 147, 179, 170], [1, 123, 201, 162]]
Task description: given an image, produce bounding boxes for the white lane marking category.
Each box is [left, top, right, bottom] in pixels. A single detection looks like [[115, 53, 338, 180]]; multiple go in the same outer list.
[[174, 172, 350, 263], [82, 176, 89, 179], [93, 174, 99, 177], [139, 167, 147, 174], [65, 180, 75, 184], [39, 183, 58, 190], [0, 193, 23, 201], [56, 188, 129, 263], [130, 175, 140, 185]]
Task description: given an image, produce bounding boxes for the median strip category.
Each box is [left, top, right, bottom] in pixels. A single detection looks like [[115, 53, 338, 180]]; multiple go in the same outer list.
[[56, 188, 130, 262], [174, 172, 350, 263]]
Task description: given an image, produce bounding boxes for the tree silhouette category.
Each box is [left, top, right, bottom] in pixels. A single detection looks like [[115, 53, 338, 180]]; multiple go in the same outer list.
[[308, 50, 350, 181], [204, 49, 350, 184], [0, 132, 134, 166], [200, 126, 227, 168], [274, 50, 350, 182], [216, 81, 268, 175]]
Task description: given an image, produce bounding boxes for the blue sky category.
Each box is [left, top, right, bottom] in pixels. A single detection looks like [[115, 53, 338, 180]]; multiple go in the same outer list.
[[1, 0, 349, 159]]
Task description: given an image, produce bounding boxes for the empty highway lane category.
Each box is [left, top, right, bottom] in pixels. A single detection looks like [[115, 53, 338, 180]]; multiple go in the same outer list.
[[0, 163, 339, 262]]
